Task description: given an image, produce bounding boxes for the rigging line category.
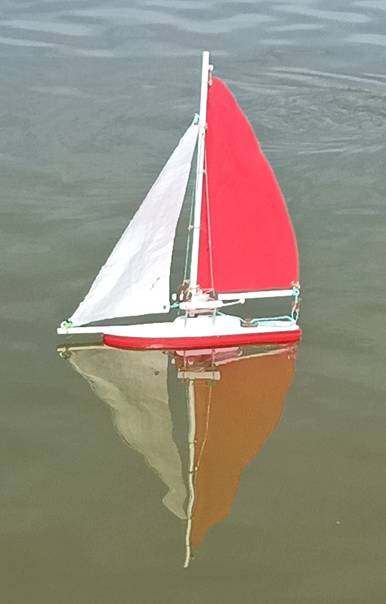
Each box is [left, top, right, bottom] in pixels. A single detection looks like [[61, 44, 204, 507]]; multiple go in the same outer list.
[[204, 152, 215, 295], [183, 179, 196, 284], [194, 379, 213, 482], [179, 177, 197, 318]]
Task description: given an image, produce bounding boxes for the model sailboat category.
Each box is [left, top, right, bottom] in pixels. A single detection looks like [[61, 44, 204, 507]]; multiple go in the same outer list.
[[58, 343, 297, 566], [58, 52, 301, 349]]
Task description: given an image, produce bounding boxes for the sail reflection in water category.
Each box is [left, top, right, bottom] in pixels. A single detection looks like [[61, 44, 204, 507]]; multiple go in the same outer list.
[[59, 343, 297, 566]]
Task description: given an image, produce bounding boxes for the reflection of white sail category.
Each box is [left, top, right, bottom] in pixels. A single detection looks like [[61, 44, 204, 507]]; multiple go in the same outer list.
[[67, 348, 187, 519]]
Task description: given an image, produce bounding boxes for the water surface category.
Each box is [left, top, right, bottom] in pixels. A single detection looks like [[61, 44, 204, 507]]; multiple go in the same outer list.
[[1, 1, 385, 602]]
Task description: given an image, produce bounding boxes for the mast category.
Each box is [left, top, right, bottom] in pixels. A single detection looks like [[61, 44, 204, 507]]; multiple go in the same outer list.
[[189, 51, 212, 292]]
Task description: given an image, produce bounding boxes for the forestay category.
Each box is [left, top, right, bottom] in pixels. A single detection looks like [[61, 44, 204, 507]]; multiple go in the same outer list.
[[69, 122, 198, 326]]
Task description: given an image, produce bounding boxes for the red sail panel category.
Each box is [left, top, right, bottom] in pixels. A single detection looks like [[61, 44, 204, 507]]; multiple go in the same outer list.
[[197, 77, 299, 293]]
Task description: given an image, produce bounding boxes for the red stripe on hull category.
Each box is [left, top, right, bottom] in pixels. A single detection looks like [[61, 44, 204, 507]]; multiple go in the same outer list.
[[103, 329, 301, 351]]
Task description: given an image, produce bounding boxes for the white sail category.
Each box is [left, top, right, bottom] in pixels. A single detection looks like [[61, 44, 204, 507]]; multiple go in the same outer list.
[[67, 348, 187, 519], [69, 122, 198, 326]]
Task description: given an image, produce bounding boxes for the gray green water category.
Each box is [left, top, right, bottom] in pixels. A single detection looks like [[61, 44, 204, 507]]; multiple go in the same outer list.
[[1, 0, 385, 602]]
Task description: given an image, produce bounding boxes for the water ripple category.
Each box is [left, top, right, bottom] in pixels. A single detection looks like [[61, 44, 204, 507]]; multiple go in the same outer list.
[[354, 0, 386, 11], [0, 18, 101, 37], [347, 33, 386, 47], [271, 3, 371, 24], [144, 0, 209, 8], [269, 67, 386, 90], [0, 0, 381, 60], [69, 6, 274, 34], [0, 35, 55, 48], [268, 23, 325, 32]]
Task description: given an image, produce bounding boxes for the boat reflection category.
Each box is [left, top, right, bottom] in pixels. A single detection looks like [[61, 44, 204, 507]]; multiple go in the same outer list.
[[58, 343, 297, 566]]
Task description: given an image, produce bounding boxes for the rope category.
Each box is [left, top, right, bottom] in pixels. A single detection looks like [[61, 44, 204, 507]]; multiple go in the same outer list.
[[215, 310, 294, 323], [194, 381, 213, 481], [252, 315, 293, 323], [203, 153, 215, 293], [291, 286, 301, 322], [183, 180, 196, 283]]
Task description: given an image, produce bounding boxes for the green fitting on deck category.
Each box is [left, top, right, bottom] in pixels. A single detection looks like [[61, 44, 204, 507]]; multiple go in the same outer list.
[[60, 320, 73, 329]]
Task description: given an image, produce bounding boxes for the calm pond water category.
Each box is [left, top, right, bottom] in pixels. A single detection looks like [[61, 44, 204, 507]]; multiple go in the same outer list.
[[1, 0, 385, 602]]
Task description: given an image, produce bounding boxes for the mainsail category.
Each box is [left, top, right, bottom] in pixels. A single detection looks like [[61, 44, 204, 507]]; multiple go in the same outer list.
[[197, 77, 299, 294], [69, 122, 198, 326]]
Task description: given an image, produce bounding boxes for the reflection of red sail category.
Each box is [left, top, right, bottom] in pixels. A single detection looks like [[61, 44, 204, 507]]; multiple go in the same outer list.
[[190, 348, 296, 546]]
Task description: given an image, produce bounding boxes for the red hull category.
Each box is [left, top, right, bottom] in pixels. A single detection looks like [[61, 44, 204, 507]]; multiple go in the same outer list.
[[103, 329, 301, 351]]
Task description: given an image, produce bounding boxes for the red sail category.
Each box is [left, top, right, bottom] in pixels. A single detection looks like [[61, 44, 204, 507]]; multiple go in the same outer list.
[[197, 77, 299, 294]]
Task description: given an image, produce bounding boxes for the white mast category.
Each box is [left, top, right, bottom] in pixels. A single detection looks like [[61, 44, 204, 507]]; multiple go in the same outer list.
[[189, 51, 212, 292]]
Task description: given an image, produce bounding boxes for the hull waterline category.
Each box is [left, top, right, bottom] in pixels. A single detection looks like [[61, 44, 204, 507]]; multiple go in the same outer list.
[[103, 329, 301, 350]]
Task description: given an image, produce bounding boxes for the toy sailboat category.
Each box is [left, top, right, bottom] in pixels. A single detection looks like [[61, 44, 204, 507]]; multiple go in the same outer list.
[[57, 51, 301, 349], [58, 343, 297, 566]]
